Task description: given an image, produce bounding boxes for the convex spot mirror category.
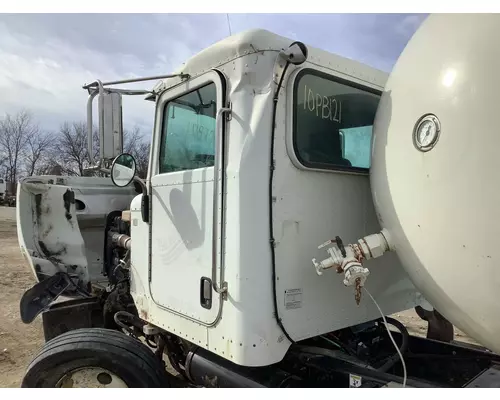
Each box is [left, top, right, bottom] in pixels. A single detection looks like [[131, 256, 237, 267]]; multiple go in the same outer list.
[[111, 153, 137, 187]]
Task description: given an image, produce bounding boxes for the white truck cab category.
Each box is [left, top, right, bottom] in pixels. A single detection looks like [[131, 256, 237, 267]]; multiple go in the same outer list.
[[15, 18, 500, 389]]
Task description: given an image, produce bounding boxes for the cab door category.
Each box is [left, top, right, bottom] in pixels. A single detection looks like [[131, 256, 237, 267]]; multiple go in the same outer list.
[[149, 71, 227, 325]]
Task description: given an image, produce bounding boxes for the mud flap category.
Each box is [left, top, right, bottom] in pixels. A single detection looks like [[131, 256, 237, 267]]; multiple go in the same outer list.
[[415, 306, 454, 343], [41, 297, 104, 342], [19, 272, 89, 324]]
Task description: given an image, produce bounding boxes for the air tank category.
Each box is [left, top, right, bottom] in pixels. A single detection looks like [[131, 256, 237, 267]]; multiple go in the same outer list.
[[371, 13, 500, 353]]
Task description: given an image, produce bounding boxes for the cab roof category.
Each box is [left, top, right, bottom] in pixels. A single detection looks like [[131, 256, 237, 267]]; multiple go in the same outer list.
[[153, 29, 388, 93]]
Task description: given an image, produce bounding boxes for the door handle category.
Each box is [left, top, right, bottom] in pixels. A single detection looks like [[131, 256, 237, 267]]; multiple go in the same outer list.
[[200, 277, 212, 310]]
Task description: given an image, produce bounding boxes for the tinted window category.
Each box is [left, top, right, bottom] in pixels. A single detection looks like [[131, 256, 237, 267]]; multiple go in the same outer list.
[[159, 83, 217, 174], [293, 70, 381, 171]]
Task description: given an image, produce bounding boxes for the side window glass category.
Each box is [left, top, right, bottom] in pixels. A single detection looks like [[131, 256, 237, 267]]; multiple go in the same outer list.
[[293, 70, 381, 171], [159, 83, 217, 173]]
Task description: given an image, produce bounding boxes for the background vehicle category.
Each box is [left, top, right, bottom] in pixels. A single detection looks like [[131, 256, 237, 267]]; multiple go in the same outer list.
[[15, 14, 500, 388], [0, 178, 5, 205]]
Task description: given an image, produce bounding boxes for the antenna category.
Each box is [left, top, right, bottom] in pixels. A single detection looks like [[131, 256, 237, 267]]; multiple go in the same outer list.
[[226, 14, 232, 36]]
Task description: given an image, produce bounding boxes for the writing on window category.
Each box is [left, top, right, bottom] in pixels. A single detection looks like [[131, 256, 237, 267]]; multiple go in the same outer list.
[[293, 70, 380, 171], [159, 83, 217, 174]]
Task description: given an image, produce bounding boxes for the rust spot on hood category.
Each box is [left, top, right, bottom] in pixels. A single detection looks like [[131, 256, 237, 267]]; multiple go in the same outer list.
[[140, 310, 149, 320]]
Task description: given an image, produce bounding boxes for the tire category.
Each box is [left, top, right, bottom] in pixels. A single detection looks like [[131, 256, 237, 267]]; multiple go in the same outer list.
[[22, 328, 170, 388]]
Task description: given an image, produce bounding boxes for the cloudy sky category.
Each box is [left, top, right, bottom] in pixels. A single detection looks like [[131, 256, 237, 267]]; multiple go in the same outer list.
[[0, 13, 427, 134]]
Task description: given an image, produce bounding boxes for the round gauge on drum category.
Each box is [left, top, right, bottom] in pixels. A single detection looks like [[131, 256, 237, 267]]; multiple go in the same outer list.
[[413, 114, 441, 152]]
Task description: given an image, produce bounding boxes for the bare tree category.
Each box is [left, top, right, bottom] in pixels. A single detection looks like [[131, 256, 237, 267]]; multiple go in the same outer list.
[[123, 127, 150, 178], [123, 126, 142, 154], [58, 122, 99, 176], [134, 142, 150, 179], [34, 158, 62, 176], [0, 110, 38, 185], [24, 131, 54, 176], [0, 112, 151, 179]]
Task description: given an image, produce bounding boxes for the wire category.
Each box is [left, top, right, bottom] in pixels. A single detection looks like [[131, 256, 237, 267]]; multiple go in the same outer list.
[[364, 287, 407, 387], [268, 61, 295, 344], [321, 335, 343, 350]]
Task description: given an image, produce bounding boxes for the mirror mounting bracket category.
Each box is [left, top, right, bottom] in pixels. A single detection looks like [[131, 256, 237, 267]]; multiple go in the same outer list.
[[84, 73, 190, 172]]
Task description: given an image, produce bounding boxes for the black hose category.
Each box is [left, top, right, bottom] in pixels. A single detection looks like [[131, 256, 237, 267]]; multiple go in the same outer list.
[[155, 334, 166, 359], [145, 335, 158, 348], [114, 310, 145, 336], [377, 317, 409, 372], [269, 61, 295, 344]]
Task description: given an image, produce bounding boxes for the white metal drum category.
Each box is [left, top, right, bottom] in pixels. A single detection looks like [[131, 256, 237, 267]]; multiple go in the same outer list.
[[371, 13, 500, 353]]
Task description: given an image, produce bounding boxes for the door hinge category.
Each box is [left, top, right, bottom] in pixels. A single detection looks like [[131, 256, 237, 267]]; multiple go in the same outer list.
[[225, 102, 232, 121], [221, 281, 228, 301], [214, 281, 228, 301]]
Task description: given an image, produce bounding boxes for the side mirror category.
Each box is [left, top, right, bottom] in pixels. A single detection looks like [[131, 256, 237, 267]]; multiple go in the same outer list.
[[99, 91, 123, 160], [110, 153, 137, 187]]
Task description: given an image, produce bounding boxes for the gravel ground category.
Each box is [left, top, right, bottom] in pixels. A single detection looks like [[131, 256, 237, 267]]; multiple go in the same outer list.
[[0, 205, 477, 388]]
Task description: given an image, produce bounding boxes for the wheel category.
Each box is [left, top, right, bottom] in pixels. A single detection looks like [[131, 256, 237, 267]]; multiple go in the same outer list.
[[22, 328, 170, 388]]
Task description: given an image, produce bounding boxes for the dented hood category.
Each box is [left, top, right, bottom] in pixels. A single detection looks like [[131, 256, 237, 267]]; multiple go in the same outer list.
[[17, 175, 137, 289]]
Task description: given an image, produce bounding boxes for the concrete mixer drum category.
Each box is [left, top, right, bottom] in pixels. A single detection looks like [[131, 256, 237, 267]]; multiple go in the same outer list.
[[371, 13, 500, 355], [315, 13, 500, 356]]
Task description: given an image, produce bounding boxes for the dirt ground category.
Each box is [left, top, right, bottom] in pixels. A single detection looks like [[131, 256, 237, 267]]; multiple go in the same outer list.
[[0, 206, 477, 388], [0, 206, 44, 388]]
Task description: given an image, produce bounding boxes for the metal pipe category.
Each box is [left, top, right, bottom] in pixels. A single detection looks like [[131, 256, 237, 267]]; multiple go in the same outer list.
[[110, 233, 131, 250], [82, 73, 190, 90], [97, 80, 105, 161], [211, 107, 231, 295], [106, 88, 153, 96]]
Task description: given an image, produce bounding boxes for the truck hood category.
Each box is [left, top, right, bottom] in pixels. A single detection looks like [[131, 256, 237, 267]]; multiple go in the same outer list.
[[17, 175, 138, 290]]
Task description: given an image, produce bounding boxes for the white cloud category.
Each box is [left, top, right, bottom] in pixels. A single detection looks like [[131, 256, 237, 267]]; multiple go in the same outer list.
[[0, 13, 426, 134]]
